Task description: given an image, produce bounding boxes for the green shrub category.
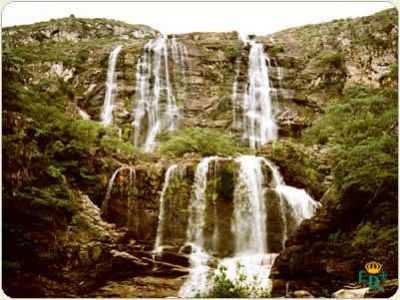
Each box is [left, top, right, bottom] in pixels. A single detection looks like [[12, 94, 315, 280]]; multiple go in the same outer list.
[[224, 45, 241, 62], [352, 223, 375, 249], [304, 86, 397, 194], [316, 50, 345, 68], [18, 185, 76, 213], [100, 135, 139, 158], [206, 264, 271, 298], [157, 128, 250, 158], [352, 222, 397, 264]]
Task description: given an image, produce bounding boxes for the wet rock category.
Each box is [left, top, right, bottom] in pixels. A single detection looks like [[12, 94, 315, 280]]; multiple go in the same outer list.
[[179, 244, 192, 255], [293, 290, 314, 298], [89, 276, 186, 298], [332, 287, 369, 298], [154, 251, 190, 267], [110, 250, 148, 269]]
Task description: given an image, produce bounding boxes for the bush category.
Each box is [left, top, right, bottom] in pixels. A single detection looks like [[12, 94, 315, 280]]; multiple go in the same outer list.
[[3, 72, 143, 211], [351, 222, 397, 268], [206, 264, 271, 298], [316, 50, 345, 68], [224, 45, 241, 62], [304, 86, 397, 194], [157, 128, 250, 158]]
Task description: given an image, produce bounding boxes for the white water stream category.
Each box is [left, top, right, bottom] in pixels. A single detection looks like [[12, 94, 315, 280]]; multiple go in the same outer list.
[[153, 164, 179, 253], [101, 45, 122, 126], [179, 155, 320, 297], [132, 35, 186, 152]]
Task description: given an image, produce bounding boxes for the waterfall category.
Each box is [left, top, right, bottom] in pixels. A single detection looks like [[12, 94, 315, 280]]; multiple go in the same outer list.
[[170, 35, 188, 81], [101, 45, 122, 126], [219, 156, 278, 294], [231, 58, 241, 130], [178, 156, 223, 297], [232, 155, 268, 254], [132, 35, 184, 152], [243, 40, 277, 148], [277, 185, 319, 221], [179, 155, 320, 297], [101, 165, 134, 217], [233, 36, 278, 148], [186, 157, 221, 248], [262, 160, 320, 246], [153, 164, 178, 253]]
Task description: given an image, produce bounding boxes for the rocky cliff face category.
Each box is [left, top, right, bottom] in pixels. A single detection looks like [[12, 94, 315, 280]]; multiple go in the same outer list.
[[5, 10, 396, 140], [3, 8, 397, 297]]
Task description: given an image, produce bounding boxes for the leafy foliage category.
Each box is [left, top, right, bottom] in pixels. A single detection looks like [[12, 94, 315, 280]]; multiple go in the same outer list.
[[224, 45, 241, 62], [3, 64, 141, 211], [304, 86, 397, 194], [157, 127, 251, 158], [316, 50, 345, 68], [304, 85, 397, 277], [205, 264, 271, 298]]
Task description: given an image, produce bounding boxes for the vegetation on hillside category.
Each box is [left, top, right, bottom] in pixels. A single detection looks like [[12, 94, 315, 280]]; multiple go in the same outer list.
[[303, 85, 398, 277], [3, 48, 145, 287], [304, 86, 397, 195], [157, 127, 251, 158]]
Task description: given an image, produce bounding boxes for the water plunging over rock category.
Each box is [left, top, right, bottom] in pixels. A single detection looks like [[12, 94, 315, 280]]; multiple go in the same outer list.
[[154, 164, 179, 253], [233, 37, 278, 148], [231, 58, 241, 130], [132, 35, 187, 152], [170, 35, 189, 82], [179, 157, 224, 297], [101, 165, 135, 226], [233, 155, 268, 254], [101, 45, 122, 126], [178, 155, 320, 297]]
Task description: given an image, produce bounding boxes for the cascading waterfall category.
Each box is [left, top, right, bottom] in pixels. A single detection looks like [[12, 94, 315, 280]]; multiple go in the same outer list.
[[216, 156, 276, 294], [186, 157, 222, 247], [153, 164, 179, 253], [101, 165, 135, 220], [277, 186, 318, 221], [101, 45, 122, 126], [179, 155, 320, 298], [231, 58, 241, 129], [243, 40, 277, 148], [96, 34, 319, 299], [263, 159, 321, 247], [233, 36, 277, 148], [132, 35, 186, 152], [170, 35, 188, 81], [178, 157, 223, 297], [232, 156, 268, 254]]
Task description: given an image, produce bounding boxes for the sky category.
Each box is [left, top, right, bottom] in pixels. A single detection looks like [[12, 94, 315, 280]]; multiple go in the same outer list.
[[2, 1, 395, 35]]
